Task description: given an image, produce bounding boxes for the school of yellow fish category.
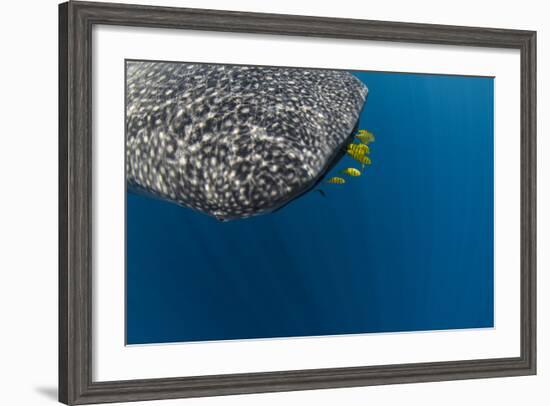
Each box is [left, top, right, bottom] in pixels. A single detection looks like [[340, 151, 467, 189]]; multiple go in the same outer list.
[[324, 129, 374, 187]]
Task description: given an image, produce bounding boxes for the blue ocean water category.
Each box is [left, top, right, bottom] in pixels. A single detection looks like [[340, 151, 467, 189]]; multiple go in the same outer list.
[[126, 70, 494, 345]]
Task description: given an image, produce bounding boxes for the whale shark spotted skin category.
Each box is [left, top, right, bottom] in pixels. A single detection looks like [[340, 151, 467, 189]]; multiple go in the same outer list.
[[126, 61, 367, 220]]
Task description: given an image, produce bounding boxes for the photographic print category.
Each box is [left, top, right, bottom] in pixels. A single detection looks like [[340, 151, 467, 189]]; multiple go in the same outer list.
[[60, 4, 536, 403], [125, 60, 494, 345]]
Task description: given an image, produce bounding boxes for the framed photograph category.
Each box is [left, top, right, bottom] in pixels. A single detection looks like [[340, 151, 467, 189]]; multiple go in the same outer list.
[[59, 1, 536, 404]]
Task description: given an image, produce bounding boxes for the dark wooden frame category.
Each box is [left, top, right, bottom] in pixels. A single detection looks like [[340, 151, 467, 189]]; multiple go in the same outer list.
[[59, 1, 537, 404]]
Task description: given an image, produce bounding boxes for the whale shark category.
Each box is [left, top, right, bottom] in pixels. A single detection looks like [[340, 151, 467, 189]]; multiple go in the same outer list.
[[126, 61, 368, 220]]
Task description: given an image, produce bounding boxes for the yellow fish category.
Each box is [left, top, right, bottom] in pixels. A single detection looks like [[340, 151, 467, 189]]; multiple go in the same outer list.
[[347, 143, 369, 156], [347, 148, 370, 162], [356, 130, 375, 144], [341, 168, 361, 177], [326, 176, 346, 184], [349, 154, 372, 170]]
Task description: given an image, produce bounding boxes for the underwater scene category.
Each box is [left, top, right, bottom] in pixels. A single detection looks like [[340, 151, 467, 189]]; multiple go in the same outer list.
[[126, 61, 494, 345]]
